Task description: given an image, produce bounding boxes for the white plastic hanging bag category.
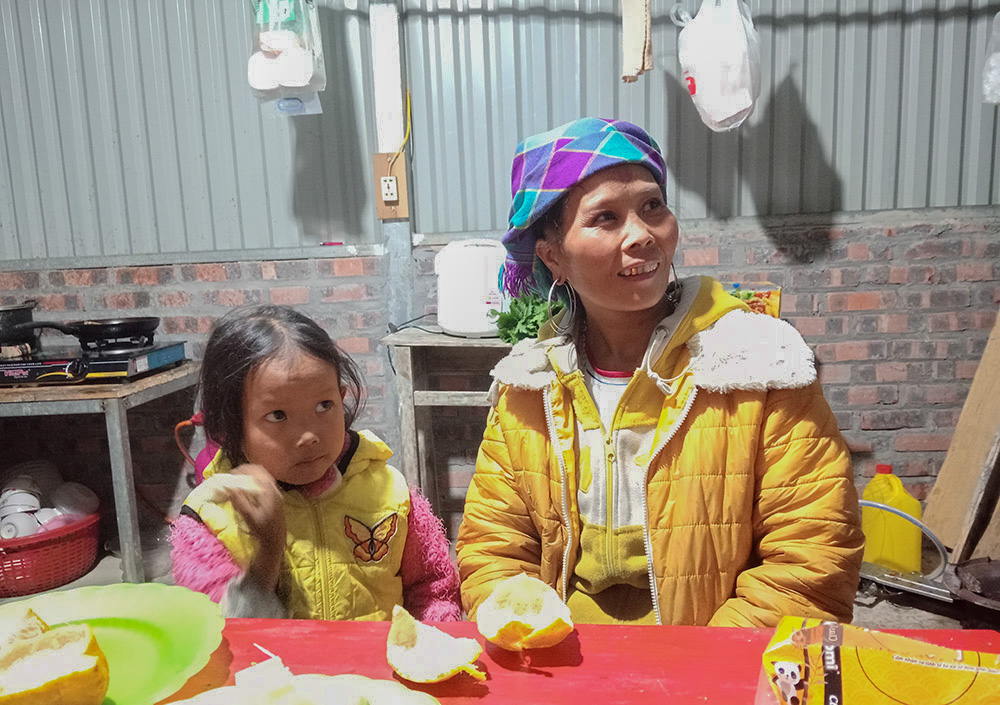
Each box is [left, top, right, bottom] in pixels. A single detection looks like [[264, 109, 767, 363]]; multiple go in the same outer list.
[[248, 0, 326, 110], [983, 11, 1000, 104], [677, 0, 761, 132]]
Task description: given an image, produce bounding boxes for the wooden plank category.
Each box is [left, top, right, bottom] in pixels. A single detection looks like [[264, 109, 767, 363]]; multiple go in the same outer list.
[[971, 440, 1000, 559], [963, 429, 1000, 561], [382, 326, 510, 349], [924, 316, 1000, 550], [372, 152, 410, 221], [416, 408, 439, 516], [392, 346, 420, 488], [411, 345, 440, 516], [414, 390, 491, 407], [0, 361, 199, 404]]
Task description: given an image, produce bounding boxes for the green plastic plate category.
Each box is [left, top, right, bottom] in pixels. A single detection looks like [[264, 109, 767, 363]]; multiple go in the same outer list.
[[6, 583, 224, 705]]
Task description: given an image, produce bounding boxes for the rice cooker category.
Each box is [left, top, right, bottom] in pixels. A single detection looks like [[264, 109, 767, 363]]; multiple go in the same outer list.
[[435, 239, 507, 337]]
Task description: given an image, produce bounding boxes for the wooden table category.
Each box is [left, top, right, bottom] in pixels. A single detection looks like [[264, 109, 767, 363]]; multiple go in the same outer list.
[[0, 361, 200, 582], [163, 619, 1000, 704], [381, 327, 509, 515]]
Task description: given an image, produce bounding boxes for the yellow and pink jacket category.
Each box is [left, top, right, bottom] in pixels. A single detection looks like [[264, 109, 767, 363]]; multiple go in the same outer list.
[[171, 430, 461, 622], [456, 276, 864, 627]]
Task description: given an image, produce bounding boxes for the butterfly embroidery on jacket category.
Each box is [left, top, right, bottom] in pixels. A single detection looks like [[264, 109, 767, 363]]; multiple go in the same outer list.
[[344, 513, 398, 562]]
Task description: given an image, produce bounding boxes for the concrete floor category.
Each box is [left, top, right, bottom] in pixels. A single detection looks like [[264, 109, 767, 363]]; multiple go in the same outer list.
[[852, 579, 1000, 631], [3, 550, 1000, 632], [0, 550, 172, 607], [853, 591, 963, 629]]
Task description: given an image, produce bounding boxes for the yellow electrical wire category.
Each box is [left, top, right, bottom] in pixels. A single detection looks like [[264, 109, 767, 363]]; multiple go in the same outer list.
[[387, 89, 411, 175]]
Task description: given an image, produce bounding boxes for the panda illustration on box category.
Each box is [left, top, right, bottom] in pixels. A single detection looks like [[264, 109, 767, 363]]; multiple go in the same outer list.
[[771, 661, 806, 705]]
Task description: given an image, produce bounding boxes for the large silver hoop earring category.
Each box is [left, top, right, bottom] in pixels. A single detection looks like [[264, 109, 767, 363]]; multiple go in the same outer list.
[[547, 279, 577, 336], [664, 263, 682, 309]]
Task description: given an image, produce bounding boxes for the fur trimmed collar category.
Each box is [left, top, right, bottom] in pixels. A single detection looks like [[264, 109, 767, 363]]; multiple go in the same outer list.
[[489, 308, 815, 400], [686, 309, 816, 392]]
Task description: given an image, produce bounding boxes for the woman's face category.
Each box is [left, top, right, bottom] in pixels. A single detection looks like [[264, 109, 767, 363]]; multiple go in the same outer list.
[[536, 164, 678, 320], [242, 351, 347, 485]]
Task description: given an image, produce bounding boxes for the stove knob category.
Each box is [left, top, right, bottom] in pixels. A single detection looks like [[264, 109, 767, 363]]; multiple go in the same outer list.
[[66, 358, 89, 379]]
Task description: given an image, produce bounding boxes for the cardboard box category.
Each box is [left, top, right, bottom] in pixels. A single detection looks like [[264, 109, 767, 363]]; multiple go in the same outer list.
[[759, 617, 1000, 705], [729, 283, 781, 318]]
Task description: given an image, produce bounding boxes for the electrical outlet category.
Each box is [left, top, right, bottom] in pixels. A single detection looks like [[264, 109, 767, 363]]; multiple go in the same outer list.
[[380, 176, 398, 203]]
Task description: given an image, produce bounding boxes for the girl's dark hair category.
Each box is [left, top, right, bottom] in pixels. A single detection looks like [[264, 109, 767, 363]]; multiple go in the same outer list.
[[199, 304, 365, 467]]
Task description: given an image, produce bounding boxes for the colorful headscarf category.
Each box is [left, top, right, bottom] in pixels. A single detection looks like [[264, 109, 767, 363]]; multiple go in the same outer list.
[[500, 117, 667, 297]]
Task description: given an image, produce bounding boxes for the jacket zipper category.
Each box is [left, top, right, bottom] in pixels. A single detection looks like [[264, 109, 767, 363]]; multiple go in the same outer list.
[[543, 386, 574, 603], [606, 427, 615, 578], [641, 386, 698, 625], [310, 501, 332, 620]]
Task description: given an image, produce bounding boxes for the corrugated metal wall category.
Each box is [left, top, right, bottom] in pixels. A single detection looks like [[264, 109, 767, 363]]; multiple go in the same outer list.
[[0, 0, 379, 262], [1, 1, 998, 262], [403, 0, 1000, 233]]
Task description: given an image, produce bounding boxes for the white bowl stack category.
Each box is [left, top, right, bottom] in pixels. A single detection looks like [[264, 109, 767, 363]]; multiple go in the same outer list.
[[0, 461, 99, 540]]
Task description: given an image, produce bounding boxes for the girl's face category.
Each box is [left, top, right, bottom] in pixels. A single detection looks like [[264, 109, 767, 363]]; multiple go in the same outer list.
[[241, 351, 347, 485], [535, 164, 679, 320]]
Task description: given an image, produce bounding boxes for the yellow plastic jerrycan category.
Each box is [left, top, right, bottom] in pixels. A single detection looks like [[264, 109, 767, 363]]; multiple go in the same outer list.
[[862, 464, 922, 574]]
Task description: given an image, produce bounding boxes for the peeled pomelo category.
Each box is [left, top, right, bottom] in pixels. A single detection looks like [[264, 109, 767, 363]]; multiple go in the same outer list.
[[475, 573, 574, 651], [172, 672, 442, 704], [0, 609, 48, 655], [0, 624, 109, 705], [300, 674, 442, 704], [193, 473, 263, 504], [386, 605, 485, 683]]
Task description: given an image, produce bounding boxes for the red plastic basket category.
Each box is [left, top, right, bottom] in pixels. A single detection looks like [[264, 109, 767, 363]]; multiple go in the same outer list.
[[0, 513, 100, 597]]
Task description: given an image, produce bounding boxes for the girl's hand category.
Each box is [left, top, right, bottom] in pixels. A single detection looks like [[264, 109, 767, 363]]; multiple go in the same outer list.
[[229, 464, 286, 591]]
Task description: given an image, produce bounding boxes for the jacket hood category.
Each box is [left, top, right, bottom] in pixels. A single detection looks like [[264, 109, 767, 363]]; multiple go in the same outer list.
[[490, 275, 815, 401], [341, 430, 394, 478]]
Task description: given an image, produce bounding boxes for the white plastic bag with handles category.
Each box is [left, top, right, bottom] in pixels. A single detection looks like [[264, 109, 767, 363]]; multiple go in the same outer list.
[[248, 0, 327, 114], [678, 0, 761, 132], [983, 10, 1000, 103]]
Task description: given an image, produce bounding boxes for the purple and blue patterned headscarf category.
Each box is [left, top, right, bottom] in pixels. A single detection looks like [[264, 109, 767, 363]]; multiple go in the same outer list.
[[500, 117, 667, 297]]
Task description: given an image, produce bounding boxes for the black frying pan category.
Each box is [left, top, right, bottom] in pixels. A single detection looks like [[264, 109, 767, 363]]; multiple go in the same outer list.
[[9, 317, 160, 344]]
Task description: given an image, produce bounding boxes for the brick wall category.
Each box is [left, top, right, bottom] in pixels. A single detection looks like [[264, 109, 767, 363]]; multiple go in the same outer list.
[[0, 209, 997, 542], [413, 210, 999, 535], [670, 216, 997, 501], [0, 257, 394, 524]]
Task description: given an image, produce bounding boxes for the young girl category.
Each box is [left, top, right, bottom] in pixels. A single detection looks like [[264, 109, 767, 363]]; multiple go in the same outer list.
[[170, 304, 462, 621]]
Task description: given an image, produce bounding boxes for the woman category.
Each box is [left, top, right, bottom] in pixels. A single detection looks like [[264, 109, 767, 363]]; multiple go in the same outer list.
[[455, 117, 863, 627]]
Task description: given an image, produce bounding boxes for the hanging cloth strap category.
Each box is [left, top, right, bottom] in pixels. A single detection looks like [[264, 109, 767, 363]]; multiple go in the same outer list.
[[621, 0, 653, 82]]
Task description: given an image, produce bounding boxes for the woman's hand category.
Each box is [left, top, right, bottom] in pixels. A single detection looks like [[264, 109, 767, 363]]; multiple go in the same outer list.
[[229, 463, 286, 591]]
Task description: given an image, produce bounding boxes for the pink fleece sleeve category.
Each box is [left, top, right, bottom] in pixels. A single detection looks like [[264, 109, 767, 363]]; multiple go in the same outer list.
[[400, 488, 463, 621], [169, 514, 242, 603]]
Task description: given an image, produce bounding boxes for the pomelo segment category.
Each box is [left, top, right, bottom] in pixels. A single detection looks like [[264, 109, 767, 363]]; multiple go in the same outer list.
[[475, 573, 573, 651], [0, 609, 48, 655], [173, 671, 442, 704], [0, 624, 109, 705], [386, 605, 486, 683]]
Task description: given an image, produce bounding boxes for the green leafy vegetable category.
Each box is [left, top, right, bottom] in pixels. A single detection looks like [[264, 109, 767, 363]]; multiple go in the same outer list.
[[490, 294, 560, 345]]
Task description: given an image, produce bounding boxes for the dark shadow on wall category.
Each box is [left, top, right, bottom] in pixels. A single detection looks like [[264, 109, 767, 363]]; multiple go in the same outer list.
[[290, 4, 369, 241], [663, 72, 841, 264]]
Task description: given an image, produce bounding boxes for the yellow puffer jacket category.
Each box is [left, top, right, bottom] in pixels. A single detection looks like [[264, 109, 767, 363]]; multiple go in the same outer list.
[[456, 276, 864, 627], [185, 430, 410, 621]]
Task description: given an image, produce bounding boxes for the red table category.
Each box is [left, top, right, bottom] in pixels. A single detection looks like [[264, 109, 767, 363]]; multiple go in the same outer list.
[[161, 620, 1000, 704]]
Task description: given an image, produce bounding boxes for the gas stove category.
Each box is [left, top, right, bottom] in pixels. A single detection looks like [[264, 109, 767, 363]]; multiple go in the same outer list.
[[0, 341, 187, 385]]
